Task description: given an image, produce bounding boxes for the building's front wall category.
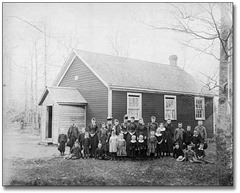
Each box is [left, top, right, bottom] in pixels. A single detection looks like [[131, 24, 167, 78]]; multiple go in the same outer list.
[[112, 90, 214, 138], [59, 56, 108, 125]]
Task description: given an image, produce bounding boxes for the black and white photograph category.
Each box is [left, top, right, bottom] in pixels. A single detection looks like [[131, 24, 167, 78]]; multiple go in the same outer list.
[[2, 2, 233, 186]]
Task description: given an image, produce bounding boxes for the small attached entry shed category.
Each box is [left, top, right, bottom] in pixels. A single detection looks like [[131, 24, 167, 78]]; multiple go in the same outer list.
[[38, 86, 87, 144]]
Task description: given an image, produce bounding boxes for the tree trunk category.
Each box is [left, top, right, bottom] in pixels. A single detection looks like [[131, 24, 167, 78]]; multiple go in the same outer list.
[[215, 3, 233, 186]]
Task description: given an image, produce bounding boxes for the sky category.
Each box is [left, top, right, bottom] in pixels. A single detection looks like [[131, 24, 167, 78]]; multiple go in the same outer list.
[[3, 3, 222, 106]]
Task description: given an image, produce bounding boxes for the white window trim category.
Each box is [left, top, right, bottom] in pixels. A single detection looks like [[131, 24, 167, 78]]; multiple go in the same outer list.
[[127, 92, 142, 120], [164, 95, 177, 120], [195, 97, 205, 120]]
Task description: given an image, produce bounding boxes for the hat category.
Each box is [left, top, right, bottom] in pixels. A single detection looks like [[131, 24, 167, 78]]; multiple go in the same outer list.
[[177, 156, 185, 162], [131, 116, 135, 119], [107, 116, 113, 121], [124, 115, 128, 119]]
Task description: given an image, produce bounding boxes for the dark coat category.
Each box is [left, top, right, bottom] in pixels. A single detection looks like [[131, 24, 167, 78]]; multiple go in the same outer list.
[[173, 148, 184, 159], [67, 124, 79, 139], [114, 124, 122, 136], [129, 122, 137, 134], [58, 134, 67, 143], [70, 146, 81, 157], [82, 137, 91, 148], [148, 122, 158, 133], [192, 135, 201, 149], [183, 131, 193, 145], [95, 148, 105, 159], [165, 123, 174, 153], [121, 122, 129, 133], [137, 123, 148, 138]]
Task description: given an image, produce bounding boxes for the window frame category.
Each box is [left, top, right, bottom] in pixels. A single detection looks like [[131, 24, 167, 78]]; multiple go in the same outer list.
[[127, 92, 142, 120], [164, 95, 177, 120], [195, 97, 205, 120]]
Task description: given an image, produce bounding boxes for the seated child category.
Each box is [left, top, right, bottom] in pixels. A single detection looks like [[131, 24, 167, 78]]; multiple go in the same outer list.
[[58, 128, 67, 156], [196, 143, 213, 164], [138, 135, 146, 160], [183, 125, 193, 149], [117, 133, 127, 160], [129, 135, 138, 160], [82, 132, 91, 159], [109, 131, 118, 160], [64, 141, 81, 160], [173, 143, 184, 160], [148, 131, 157, 160], [155, 127, 164, 159], [95, 143, 105, 160], [192, 130, 201, 152], [184, 144, 199, 163]]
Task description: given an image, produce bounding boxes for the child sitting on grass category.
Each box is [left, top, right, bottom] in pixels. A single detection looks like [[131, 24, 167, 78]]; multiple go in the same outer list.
[[95, 143, 105, 160], [58, 128, 67, 156], [117, 133, 127, 160], [64, 141, 81, 160], [184, 144, 203, 163], [173, 143, 184, 161], [196, 143, 214, 164]]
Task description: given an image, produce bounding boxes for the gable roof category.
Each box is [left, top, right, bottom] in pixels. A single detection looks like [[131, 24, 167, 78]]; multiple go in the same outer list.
[[53, 50, 215, 96], [38, 86, 87, 105]]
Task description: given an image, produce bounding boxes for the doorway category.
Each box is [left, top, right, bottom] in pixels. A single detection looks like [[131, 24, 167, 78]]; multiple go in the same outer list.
[[46, 106, 53, 139]]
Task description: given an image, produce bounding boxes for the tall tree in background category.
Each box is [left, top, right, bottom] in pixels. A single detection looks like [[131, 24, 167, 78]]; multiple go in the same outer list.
[[138, 3, 233, 185]]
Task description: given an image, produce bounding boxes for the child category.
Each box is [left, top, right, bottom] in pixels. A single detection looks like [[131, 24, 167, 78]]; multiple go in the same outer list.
[[113, 119, 121, 136], [174, 123, 185, 150], [109, 131, 118, 160], [183, 125, 193, 149], [138, 135, 146, 160], [95, 143, 105, 160], [148, 116, 158, 134], [58, 129, 67, 156], [196, 143, 213, 164], [64, 141, 81, 160], [155, 127, 164, 159], [117, 133, 127, 160], [192, 130, 201, 152], [184, 144, 199, 163], [159, 123, 167, 156], [173, 143, 184, 160], [148, 131, 157, 160], [98, 122, 108, 155], [129, 135, 138, 160], [82, 132, 91, 159]]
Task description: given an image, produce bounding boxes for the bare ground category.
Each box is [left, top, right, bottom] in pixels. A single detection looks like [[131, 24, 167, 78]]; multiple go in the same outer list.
[[3, 123, 219, 186]]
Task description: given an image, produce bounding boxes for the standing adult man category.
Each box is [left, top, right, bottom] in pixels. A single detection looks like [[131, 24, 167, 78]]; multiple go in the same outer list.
[[194, 120, 207, 143], [67, 118, 79, 152]]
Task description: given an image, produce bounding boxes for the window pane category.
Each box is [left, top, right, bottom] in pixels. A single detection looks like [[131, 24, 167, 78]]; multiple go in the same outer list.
[[128, 109, 139, 119], [166, 99, 174, 109]]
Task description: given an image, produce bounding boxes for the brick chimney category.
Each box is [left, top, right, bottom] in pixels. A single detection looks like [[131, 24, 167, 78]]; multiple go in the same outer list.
[[169, 55, 178, 66]]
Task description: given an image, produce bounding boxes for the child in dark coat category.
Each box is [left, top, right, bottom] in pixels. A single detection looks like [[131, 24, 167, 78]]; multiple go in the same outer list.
[[155, 127, 165, 159], [64, 141, 81, 160], [82, 132, 91, 159], [148, 131, 157, 160], [173, 143, 184, 160], [192, 130, 201, 152], [129, 135, 138, 160], [137, 135, 146, 160], [95, 143, 105, 160], [183, 125, 193, 149], [58, 129, 68, 156]]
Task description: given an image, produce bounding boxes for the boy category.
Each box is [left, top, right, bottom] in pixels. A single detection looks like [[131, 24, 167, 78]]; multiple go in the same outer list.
[[148, 131, 157, 160], [174, 123, 185, 150], [58, 128, 67, 156], [98, 122, 108, 155], [82, 132, 91, 159], [95, 143, 105, 160], [192, 130, 201, 152], [137, 135, 146, 160], [113, 119, 121, 136], [184, 144, 199, 163], [183, 125, 193, 149]]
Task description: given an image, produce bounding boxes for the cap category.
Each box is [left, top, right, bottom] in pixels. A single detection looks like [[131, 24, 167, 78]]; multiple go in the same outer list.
[[107, 116, 113, 121], [124, 115, 128, 119]]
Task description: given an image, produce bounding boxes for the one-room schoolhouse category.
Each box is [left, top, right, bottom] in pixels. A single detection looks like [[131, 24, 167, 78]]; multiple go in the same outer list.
[[38, 50, 215, 144]]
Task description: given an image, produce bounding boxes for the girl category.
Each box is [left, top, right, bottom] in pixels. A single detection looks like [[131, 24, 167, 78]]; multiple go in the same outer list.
[[88, 117, 99, 157], [98, 122, 108, 156], [117, 133, 127, 160], [109, 131, 118, 160], [148, 131, 157, 160], [137, 135, 146, 160], [155, 127, 164, 159], [58, 128, 67, 156], [129, 135, 138, 160]]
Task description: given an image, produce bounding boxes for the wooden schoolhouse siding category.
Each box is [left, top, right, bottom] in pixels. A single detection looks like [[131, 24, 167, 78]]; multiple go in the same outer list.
[[59, 57, 108, 125], [40, 93, 58, 143], [112, 90, 214, 138]]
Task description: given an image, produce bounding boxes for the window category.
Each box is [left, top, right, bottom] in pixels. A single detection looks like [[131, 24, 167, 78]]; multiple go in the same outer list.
[[164, 95, 177, 120], [127, 93, 142, 120], [195, 97, 205, 120]]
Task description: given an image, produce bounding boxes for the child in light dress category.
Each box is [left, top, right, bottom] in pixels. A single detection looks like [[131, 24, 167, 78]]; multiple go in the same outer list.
[[109, 131, 118, 160], [117, 133, 127, 160]]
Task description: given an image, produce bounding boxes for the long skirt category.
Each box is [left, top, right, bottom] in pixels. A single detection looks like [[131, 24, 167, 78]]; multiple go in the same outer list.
[[90, 134, 98, 156], [123, 133, 131, 157], [165, 133, 173, 153], [58, 141, 66, 153], [117, 147, 127, 156]]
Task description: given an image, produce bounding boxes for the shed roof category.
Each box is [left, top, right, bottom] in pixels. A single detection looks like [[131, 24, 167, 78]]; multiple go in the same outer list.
[[53, 50, 215, 96], [38, 86, 87, 105]]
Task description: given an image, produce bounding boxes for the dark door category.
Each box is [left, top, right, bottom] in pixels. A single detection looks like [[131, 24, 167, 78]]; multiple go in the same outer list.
[[46, 106, 53, 138]]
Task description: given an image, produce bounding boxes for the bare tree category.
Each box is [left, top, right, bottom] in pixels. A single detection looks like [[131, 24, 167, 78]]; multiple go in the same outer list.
[[138, 3, 233, 185]]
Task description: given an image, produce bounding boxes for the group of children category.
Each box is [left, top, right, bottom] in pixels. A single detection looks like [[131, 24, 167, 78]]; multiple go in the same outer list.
[[58, 115, 211, 164]]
